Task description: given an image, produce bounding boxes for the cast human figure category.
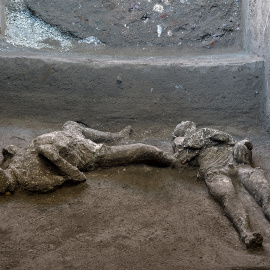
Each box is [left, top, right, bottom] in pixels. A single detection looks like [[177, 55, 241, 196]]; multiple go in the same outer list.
[[0, 121, 174, 193], [172, 121, 269, 248]]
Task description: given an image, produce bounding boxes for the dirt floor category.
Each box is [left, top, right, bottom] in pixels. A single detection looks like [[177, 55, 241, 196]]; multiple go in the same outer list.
[[1, 120, 270, 269]]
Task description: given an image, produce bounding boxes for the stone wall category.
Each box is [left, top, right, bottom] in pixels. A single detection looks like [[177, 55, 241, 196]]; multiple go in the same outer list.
[[0, 53, 264, 129], [244, 0, 270, 128], [3, 0, 243, 53], [0, 1, 268, 130], [0, 0, 5, 34]]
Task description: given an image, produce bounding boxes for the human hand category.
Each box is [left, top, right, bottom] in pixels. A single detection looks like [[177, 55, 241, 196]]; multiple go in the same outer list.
[[233, 140, 252, 164], [172, 137, 185, 153], [242, 139, 253, 150], [72, 170, 87, 182]]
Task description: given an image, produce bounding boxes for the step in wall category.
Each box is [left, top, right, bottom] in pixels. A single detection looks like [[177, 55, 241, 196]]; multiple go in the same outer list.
[[0, 52, 264, 130]]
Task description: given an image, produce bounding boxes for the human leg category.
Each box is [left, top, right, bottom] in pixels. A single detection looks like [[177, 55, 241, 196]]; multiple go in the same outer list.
[[205, 172, 263, 248], [62, 121, 132, 143], [238, 166, 270, 221], [95, 143, 175, 168]]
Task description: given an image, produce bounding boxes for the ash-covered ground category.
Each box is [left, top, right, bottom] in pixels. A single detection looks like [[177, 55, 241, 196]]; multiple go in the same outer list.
[[1, 121, 270, 269]]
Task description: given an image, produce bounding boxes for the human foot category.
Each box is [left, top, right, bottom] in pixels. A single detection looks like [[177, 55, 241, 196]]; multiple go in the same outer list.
[[243, 232, 263, 249]]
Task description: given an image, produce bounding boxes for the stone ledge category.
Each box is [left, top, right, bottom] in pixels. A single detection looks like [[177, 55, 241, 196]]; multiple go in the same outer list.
[[0, 51, 263, 66], [0, 52, 265, 130]]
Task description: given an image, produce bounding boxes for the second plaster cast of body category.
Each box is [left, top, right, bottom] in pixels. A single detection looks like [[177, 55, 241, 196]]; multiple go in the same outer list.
[[0, 121, 174, 194], [172, 121, 270, 248]]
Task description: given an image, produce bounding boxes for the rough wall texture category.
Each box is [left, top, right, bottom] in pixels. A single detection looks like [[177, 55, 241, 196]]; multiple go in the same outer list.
[[4, 0, 242, 53], [0, 0, 267, 130], [0, 0, 5, 34], [0, 54, 264, 129], [0, 1, 2, 33], [244, 0, 270, 128]]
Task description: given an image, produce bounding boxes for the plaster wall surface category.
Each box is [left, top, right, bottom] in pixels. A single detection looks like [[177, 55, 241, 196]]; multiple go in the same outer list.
[[245, 0, 270, 127]]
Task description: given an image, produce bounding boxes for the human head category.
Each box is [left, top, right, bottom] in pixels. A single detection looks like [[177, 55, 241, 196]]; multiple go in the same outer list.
[[173, 121, 197, 138]]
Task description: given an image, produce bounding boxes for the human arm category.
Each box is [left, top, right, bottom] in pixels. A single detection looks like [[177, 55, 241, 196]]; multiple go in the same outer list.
[[172, 137, 200, 164], [183, 128, 236, 148], [37, 144, 86, 181], [174, 148, 200, 165], [233, 139, 253, 164], [209, 129, 236, 145], [62, 121, 132, 143]]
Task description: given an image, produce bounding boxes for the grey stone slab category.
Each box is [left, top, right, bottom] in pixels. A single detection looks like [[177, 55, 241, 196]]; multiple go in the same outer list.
[[243, 0, 270, 129]]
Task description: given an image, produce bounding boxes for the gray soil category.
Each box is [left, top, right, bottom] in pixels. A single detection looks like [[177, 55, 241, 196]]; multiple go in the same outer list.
[[1, 0, 270, 269], [1, 120, 270, 269], [4, 0, 242, 53]]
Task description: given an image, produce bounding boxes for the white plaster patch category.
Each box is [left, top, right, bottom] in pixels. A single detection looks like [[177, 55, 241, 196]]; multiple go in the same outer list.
[[5, 5, 72, 50], [167, 30, 173, 36], [143, 18, 149, 23], [78, 36, 103, 45], [157, 25, 162, 37], [153, 4, 164, 13]]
